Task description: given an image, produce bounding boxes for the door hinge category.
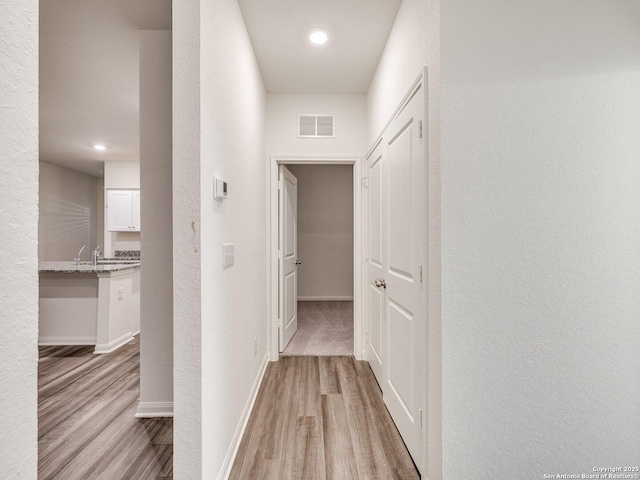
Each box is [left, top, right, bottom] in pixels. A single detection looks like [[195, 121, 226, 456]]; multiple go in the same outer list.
[[418, 120, 423, 139], [362, 177, 368, 188], [278, 180, 282, 190], [419, 265, 423, 283], [419, 408, 423, 427]]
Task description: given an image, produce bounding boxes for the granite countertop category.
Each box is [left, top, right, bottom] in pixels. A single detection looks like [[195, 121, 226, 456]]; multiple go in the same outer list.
[[39, 261, 141, 274]]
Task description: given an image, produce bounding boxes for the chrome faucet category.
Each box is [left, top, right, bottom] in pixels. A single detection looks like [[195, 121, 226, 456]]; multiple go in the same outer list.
[[92, 246, 103, 267], [75, 245, 87, 266]]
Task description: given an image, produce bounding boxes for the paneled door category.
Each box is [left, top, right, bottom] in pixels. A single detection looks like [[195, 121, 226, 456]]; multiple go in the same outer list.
[[366, 82, 425, 467], [278, 165, 298, 351]]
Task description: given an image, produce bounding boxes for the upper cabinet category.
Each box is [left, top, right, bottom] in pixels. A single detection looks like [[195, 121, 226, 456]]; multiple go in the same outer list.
[[107, 189, 141, 232]]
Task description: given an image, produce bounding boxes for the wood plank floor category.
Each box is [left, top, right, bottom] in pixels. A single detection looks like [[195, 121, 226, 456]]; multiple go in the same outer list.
[[230, 356, 420, 480], [38, 337, 172, 480]]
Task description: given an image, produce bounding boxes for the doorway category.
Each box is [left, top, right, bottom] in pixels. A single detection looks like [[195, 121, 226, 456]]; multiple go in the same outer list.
[[268, 156, 363, 361], [279, 163, 354, 356]]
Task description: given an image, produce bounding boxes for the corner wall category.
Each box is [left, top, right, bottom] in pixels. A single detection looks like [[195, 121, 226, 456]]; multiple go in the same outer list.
[[138, 30, 173, 418], [366, 0, 442, 477], [174, 0, 267, 477], [441, 0, 640, 477], [0, 2, 39, 478], [39, 162, 98, 261]]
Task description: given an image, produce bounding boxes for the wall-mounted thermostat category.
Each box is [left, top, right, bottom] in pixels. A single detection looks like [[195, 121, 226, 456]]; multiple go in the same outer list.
[[214, 176, 228, 201]]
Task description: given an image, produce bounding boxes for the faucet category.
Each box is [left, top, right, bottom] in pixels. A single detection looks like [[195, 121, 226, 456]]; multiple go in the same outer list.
[[75, 245, 87, 266], [92, 246, 103, 267]]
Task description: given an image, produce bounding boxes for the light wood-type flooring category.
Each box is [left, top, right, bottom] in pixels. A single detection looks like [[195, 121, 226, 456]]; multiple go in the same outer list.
[[38, 337, 172, 480], [230, 356, 420, 479]]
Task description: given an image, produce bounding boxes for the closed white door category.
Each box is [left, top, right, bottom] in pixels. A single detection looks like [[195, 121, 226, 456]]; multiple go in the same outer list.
[[366, 84, 425, 467], [278, 165, 298, 351]]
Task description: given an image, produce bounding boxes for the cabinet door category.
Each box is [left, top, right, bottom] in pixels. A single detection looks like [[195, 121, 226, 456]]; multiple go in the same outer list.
[[108, 190, 133, 231], [132, 190, 141, 231]]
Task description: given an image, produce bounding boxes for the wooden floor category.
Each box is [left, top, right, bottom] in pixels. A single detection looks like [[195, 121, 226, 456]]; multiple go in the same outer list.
[[38, 337, 172, 480], [230, 356, 420, 480]]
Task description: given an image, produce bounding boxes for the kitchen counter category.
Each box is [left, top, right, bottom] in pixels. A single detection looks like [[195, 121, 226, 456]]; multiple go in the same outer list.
[[39, 261, 140, 274], [39, 260, 141, 353]]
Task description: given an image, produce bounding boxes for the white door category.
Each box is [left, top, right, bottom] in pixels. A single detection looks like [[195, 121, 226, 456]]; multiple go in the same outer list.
[[365, 142, 385, 382], [367, 84, 425, 467], [278, 165, 298, 351], [132, 190, 141, 231]]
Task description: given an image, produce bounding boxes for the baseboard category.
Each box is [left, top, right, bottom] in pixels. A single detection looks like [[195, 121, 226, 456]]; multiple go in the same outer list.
[[94, 332, 134, 354], [218, 351, 270, 480], [297, 296, 354, 301], [135, 401, 174, 418], [39, 336, 96, 346]]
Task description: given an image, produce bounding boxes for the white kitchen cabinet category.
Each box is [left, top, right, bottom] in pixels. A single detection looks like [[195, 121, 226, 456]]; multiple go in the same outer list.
[[107, 189, 141, 232]]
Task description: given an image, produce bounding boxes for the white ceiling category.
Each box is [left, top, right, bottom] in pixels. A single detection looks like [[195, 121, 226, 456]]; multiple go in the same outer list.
[[238, 0, 402, 94], [39, 0, 400, 177]]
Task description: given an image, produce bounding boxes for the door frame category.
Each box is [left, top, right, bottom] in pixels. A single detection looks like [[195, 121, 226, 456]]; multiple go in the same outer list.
[[268, 155, 363, 361]]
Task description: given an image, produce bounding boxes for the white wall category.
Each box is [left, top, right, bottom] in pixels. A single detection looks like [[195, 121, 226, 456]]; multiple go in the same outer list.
[[138, 30, 173, 417], [39, 162, 99, 261], [0, 2, 39, 478], [367, 0, 442, 477], [103, 161, 140, 256], [441, 1, 640, 478], [174, 0, 267, 478], [267, 94, 366, 156], [287, 164, 353, 300]]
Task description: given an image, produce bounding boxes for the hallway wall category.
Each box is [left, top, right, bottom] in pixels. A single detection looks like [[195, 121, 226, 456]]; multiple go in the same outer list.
[[441, 0, 640, 477], [266, 93, 366, 157], [173, 0, 268, 478], [287, 164, 354, 300], [0, 2, 39, 478]]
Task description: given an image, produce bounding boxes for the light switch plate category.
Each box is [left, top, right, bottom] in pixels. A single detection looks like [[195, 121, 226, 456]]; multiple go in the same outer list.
[[223, 243, 234, 268]]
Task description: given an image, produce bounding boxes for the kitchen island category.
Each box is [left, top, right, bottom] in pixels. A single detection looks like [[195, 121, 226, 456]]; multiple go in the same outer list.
[[39, 260, 140, 353]]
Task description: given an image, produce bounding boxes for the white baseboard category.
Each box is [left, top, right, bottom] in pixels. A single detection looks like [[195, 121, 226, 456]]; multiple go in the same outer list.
[[39, 336, 96, 346], [218, 351, 270, 480], [297, 296, 354, 301], [94, 332, 134, 354], [135, 401, 174, 418]]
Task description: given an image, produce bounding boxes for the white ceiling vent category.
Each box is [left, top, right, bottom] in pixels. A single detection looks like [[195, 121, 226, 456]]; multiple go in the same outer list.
[[298, 114, 335, 138]]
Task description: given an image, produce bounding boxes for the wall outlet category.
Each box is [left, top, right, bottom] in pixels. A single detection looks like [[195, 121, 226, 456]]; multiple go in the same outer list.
[[254, 337, 257, 357], [118, 287, 123, 300]]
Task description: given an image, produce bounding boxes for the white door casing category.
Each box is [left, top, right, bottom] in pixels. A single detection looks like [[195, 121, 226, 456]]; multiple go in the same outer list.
[[278, 165, 298, 351], [365, 79, 425, 469]]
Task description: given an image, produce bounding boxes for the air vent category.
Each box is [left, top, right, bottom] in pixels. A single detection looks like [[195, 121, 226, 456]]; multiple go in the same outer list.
[[298, 114, 335, 138]]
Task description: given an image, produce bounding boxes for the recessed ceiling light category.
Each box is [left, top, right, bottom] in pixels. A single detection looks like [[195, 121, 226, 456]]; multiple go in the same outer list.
[[309, 31, 328, 45], [94, 144, 107, 151]]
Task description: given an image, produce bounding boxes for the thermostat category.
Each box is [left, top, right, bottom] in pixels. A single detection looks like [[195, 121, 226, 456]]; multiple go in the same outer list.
[[214, 176, 228, 201]]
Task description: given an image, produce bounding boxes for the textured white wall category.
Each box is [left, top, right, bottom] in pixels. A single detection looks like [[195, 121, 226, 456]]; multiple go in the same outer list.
[[266, 94, 366, 156], [200, 0, 267, 476], [138, 30, 173, 415], [103, 161, 141, 256], [287, 164, 353, 299], [39, 162, 98, 261], [441, 1, 640, 478], [0, 2, 39, 478], [173, 0, 202, 477], [173, 0, 267, 478], [367, 0, 442, 477]]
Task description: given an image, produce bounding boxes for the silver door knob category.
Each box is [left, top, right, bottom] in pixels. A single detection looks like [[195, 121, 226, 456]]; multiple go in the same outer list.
[[295, 260, 302, 265], [374, 278, 386, 289]]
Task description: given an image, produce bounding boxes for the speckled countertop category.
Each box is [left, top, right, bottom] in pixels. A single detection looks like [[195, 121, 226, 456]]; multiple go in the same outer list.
[[38, 261, 141, 274]]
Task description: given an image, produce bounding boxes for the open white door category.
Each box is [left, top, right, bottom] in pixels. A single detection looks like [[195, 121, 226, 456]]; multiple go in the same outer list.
[[278, 165, 298, 351], [365, 143, 385, 382], [366, 82, 425, 468]]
